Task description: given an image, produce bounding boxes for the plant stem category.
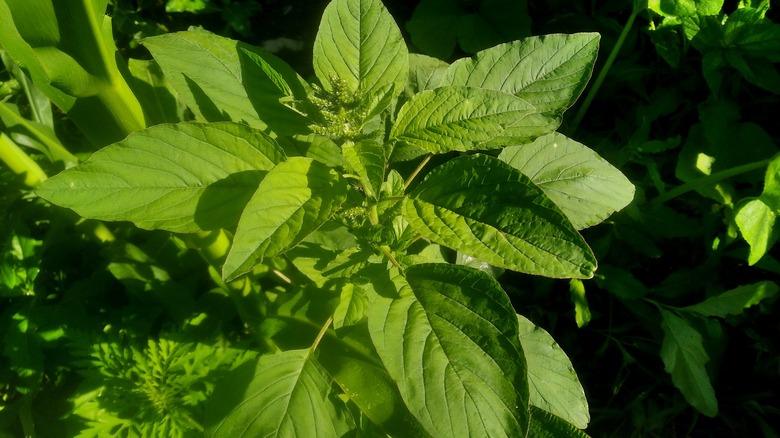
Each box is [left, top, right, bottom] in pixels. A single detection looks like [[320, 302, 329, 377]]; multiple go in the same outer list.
[[379, 245, 403, 271], [310, 316, 333, 353], [651, 159, 771, 205], [571, 5, 640, 132], [0, 132, 47, 187], [0, 103, 78, 166], [404, 155, 431, 190]]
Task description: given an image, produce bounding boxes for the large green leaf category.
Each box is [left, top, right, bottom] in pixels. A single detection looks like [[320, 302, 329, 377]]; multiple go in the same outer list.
[[517, 314, 589, 429], [36, 122, 285, 233], [403, 155, 597, 278], [143, 31, 309, 135], [367, 263, 529, 437], [204, 350, 354, 437], [684, 281, 779, 317], [499, 132, 635, 229], [527, 406, 590, 438], [391, 86, 557, 154], [313, 0, 408, 101], [223, 157, 348, 281], [442, 33, 600, 115], [659, 310, 718, 417]]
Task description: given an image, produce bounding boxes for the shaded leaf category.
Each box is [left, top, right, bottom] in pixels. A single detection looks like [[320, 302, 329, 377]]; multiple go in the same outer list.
[[403, 154, 597, 278], [342, 139, 385, 199], [333, 283, 368, 329], [499, 132, 635, 229], [684, 281, 779, 317], [528, 406, 590, 438]]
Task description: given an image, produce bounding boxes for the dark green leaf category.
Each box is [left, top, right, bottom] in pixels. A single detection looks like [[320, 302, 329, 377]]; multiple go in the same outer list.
[[528, 406, 590, 438], [684, 281, 779, 317]]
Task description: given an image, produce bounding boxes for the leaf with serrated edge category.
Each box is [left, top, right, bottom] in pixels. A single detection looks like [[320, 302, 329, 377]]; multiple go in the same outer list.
[[223, 157, 347, 281], [443, 33, 600, 115], [313, 0, 408, 100], [36, 122, 285, 233], [392, 86, 557, 154], [684, 281, 779, 317], [204, 350, 353, 437], [517, 314, 589, 429], [342, 140, 385, 199], [367, 263, 529, 437], [659, 310, 718, 417], [499, 132, 635, 229], [403, 154, 597, 278]]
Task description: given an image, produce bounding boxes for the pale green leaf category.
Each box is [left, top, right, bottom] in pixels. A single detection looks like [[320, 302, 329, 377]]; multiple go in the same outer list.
[[127, 58, 181, 125], [684, 281, 779, 317], [342, 139, 385, 199], [517, 314, 589, 429], [223, 157, 348, 281], [659, 310, 718, 417], [333, 283, 368, 329], [403, 155, 597, 278], [204, 350, 354, 438], [36, 122, 285, 233], [406, 53, 450, 95], [143, 31, 309, 135], [528, 406, 591, 438], [367, 264, 529, 437], [391, 86, 557, 154], [735, 198, 777, 265], [443, 33, 600, 115], [499, 132, 635, 229], [761, 153, 780, 210], [313, 0, 408, 101], [569, 279, 591, 328]]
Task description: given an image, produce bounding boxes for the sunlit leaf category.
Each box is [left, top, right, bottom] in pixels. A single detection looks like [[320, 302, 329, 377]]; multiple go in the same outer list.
[[684, 281, 779, 317], [735, 198, 777, 265]]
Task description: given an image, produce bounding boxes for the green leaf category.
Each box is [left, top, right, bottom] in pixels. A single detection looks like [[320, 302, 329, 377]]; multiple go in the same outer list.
[[391, 86, 557, 154], [127, 58, 181, 125], [223, 157, 348, 281], [36, 122, 285, 233], [517, 314, 589, 429], [659, 310, 718, 417], [342, 139, 385, 199], [403, 155, 597, 278], [443, 33, 600, 115], [528, 406, 591, 438], [761, 153, 780, 210], [366, 264, 529, 437], [499, 132, 635, 229], [569, 279, 592, 328], [684, 281, 779, 317], [406, 54, 450, 95], [735, 198, 777, 265], [142, 31, 309, 135], [313, 0, 408, 102], [333, 283, 368, 329], [204, 350, 354, 437]]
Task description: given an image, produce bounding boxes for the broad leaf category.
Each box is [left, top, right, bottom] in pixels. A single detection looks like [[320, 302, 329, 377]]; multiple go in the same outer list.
[[332, 283, 368, 329], [204, 350, 354, 437], [391, 86, 557, 154], [342, 140, 385, 199], [517, 314, 589, 429], [36, 122, 285, 233], [659, 310, 718, 417], [499, 132, 635, 229], [735, 198, 777, 265], [143, 31, 309, 135], [313, 0, 408, 102], [684, 281, 779, 317], [406, 54, 450, 95], [443, 33, 600, 115], [223, 157, 348, 281], [403, 155, 597, 278], [367, 263, 529, 437], [528, 406, 590, 438]]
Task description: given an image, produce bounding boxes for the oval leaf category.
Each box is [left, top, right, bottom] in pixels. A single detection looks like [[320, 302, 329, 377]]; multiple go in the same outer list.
[[735, 198, 777, 265], [517, 314, 589, 429], [403, 155, 597, 278], [367, 263, 529, 437], [499, 132, 635, 229], [443, 33, 600, 115], [313, 0, 408, 100], [391, 86, 558, 154], [223, 157, 348, 281], [205, 350, 353, 437], [36, 122, 285, 233]]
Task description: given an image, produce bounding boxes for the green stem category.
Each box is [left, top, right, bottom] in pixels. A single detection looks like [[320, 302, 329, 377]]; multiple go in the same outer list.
[[571, 6, 640, 132], [0, 132, 47, 187], [404, 155, 431, 190], [651, 159, 771, 205], [310, 316, 333, 354], [0, 103, 77, 166]]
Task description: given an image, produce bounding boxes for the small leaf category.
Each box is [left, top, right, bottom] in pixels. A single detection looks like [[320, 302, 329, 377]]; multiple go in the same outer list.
[[223, 157, 348, 281], [499, 132, 635, 229], [313, 0, 408, 101], [528, 406, 591, 438], [367, 264, 529, 437], [659, 310, 718, 417], [391, 86, 558, 154], [406, 54, 450, 95], [205, 350, 354, 437], [36, 122, 285, 233], [333, 283, 368, 329], [517, 314, 589, 429], [342, 139, 385, 199], [443, 33, 600, 115], [684, 281, 779, 317], [403, 155, 597, 278], [735, 198, 777, 265], [569, 279, 591, 328], [760, 153, 780, 210]]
